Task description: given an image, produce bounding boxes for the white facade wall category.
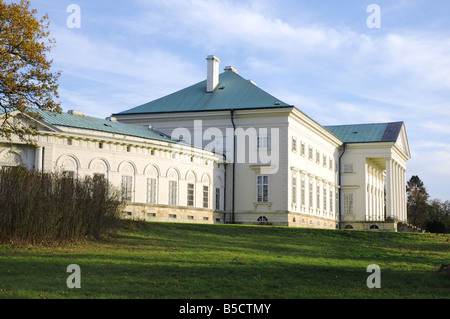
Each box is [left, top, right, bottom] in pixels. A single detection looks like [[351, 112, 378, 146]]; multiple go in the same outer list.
[[287, 109, 342, 228], [0, 108, 410, 230], [116, 108, 292, 224], [116, 107, 350, 229], [339, 130, 409, 230], [0, 124, 225, 222]]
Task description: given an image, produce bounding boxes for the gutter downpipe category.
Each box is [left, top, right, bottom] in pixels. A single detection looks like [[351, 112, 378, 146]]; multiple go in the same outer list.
[[338, 143, 346, 229], [230, 109, 236, 224]]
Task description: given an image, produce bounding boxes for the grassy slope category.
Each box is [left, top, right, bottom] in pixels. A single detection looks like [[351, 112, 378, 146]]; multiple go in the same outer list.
[[0, 221, 448, 299]]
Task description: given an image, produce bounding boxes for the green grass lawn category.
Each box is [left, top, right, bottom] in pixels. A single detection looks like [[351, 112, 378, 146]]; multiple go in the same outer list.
[[0, 221, 449, 299]]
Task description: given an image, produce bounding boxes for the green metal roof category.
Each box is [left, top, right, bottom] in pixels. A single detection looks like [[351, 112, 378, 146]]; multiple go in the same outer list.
[[324, 122, 403, 143], [116, 70, 292, 115], [36, 110, 178, 143]]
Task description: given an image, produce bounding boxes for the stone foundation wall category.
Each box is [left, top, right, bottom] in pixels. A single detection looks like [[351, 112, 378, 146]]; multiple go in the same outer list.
[[122, 204, 397, 232], [340, 221, 397, 231], [224, 211, 338, 229], [123, 203, 225, 224]]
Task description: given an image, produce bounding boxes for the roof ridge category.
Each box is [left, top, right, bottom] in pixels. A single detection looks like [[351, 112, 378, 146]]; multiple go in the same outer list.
[[324, 121, 403, 128], [36, 109, 180, 144], [115, 70, 290, 115]]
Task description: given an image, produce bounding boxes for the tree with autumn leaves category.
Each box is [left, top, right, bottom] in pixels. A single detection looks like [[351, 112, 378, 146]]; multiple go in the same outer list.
[[0, 0, 61, 144]]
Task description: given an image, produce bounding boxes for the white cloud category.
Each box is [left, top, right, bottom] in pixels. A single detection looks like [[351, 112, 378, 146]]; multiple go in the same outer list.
[[48, 25, 204, 116]]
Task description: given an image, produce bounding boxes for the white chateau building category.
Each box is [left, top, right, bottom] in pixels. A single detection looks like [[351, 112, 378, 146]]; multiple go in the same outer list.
[[0, 56, 411, 231]]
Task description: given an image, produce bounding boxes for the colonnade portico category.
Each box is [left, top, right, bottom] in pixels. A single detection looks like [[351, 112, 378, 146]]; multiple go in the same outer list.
[[385, 157, 407, 222], [365, 157, 407, 224], [365, 159, 385, 222]]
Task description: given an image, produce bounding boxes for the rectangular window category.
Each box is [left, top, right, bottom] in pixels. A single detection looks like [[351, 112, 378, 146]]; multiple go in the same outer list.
[[215, 188, 220, 210], [323, 187, 327, 212], [121, 176, 133, 202], [343, 164, 354, 173], [344, 193, 354, 215], [292, 137, 297, 152], [187, 183, 194, 206], [309, 180, 313, 208], [336, 190, 339, 214], [203, 185, 209, 208], [323, 154, 327, 167], [300, 142, 305, 157], [329, 158, 333, 170], [316, 150, 320, 164], [316, 185, 321, 210], [147, 178, 157, 204], [169, 180, 177, 205], [330, 190, 334, 212], [292, 175, 297, 205], [257, 136, 269, 149], [257, 175, 269, 202], [308, 146, 313, 160], [301, 178, 306, 206]]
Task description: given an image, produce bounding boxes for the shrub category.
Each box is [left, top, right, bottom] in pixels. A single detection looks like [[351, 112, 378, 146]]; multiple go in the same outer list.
[[0, 166, 124, 244]]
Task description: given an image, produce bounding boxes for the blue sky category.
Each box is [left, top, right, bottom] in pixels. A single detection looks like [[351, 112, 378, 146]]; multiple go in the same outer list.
[[28, 0, 450, 201]]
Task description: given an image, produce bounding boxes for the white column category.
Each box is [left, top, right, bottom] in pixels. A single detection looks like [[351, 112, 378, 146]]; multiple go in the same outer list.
[[396, 163, 401, 221], [370, 166, 373, 220], [378, 170, 382, 221], [365, 163, 369, 221], [385, 158, 393, 219], [402, 168, 408, 223], [394, 161, 400, 220], [380, 170, 384, 221], [370, 167, 374, 221]]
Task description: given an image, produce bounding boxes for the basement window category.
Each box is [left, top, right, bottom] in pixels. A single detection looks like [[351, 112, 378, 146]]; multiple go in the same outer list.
[[257, 215, 269, 222]]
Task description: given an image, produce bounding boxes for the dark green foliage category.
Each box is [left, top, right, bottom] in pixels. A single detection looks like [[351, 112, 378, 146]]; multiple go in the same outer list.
[[407, 175, 450, 233], [0, 166, 123, 244]]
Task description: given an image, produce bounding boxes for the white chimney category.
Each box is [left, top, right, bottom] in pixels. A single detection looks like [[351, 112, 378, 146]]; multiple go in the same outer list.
[[224, 66, 238, 74], [206, 55, 221, 92]]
